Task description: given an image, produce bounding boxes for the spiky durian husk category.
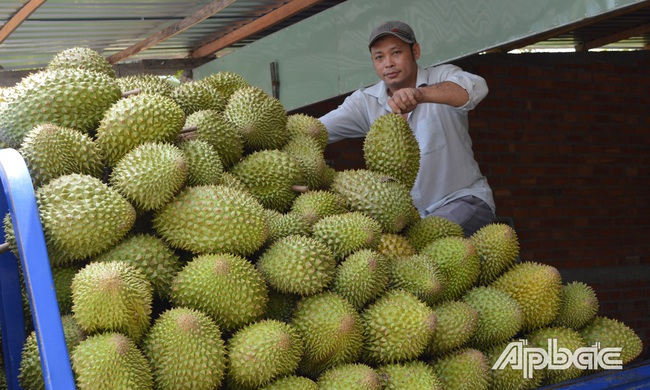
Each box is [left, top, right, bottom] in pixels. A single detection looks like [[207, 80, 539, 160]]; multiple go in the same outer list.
[[282, 135, 329, 190], [330, 249, 390, 310], [19, 123, 103, 188], [36, 174, 136, 263], [552, 281, 599, 329], [286, 113, 329, 151], [182, 109, 244, 168], [470, 222, 520, 285], [264, 209, 311, 244], [71, 333, 153, 390], [376, 233, 417, 261], [71, 261, 152, 342], [361, 289, 437, 365], [224, 86, 289, 151], [420, 236, 480, 301], [95, 93, 185, 166], [47, 47, 115, 77], [376, 360, 443, 390], [427, 300, 478, 357], [317, 363, 381, 390], [52, 264, 83, 315], [579, 316, 643, 366], [229, 149, 302, 212], [260, 375, 317, 390], [152, 185, 268, 256], [94, 234, 181, 300], [331, 169, 418, 234], [171, 80, 226, 115], [311, 211, 382, 260], [292, 292, 364, 377], [143, 307, 227, 390], [257, 235, 336, 296], [227, 320, 304, 389], [264, 288, 301, 323], [0, 69, 121, 148], [363, 113, 421, 189], [115, 74, 176, 97], [289, 190, 348, 226], [170, 253, 268, 332], [110, 142, 187, 212], [431, 348, 490, 390], [462, 286, 523, 349], [485, 340, 543, 390], [389, 254, 446, 306], [178, 138, 224, 186], [491, 261, 562, 332], [200, 71, 250, 101], [405, 215, 464, 252], [526, 326, 587, 385]]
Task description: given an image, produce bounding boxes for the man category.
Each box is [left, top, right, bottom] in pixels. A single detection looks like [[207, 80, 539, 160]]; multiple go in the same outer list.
[[320, 20, 495, 237]]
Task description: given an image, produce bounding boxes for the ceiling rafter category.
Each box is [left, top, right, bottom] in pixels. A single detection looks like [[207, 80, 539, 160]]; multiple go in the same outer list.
[[190, 0, 326, 59], [0, 0, 46, 44], [575, 22, 650, 51], [107, 0, 238, 64]]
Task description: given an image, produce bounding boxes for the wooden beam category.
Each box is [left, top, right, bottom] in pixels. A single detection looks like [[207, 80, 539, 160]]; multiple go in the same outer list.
[[107, 0, 237, 64], [190, 0, 326, 59], [575, 23, 650, 51], [0, 0, 46, 44]]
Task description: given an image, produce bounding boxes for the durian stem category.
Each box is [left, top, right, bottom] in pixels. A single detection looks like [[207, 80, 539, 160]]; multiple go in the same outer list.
[[292, 185, 309, 193], [180, 126, 198, 134], [121, 88, 142, 98], [0, 242, 9, 254]]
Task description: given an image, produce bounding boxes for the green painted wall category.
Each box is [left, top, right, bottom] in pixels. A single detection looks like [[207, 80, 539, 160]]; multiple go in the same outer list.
[[195, 0, 644, 111]]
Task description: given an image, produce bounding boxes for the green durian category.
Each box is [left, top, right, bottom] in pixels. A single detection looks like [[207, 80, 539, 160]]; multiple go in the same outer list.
[[427, 300, 479, 356], [470, 222, 520, 285], [330, 249, 390, 310], [580, 316, 643, 366], [178, 138, 224, 186], [282, 135, 329, 190], [260, 375, 317, 390], [317, 363, 381, 390], [286, 113, 329, 151], [462, 286, 523, 349], [389, 254, 447, 306], [431, 348, 490, 390], [52, 264, 84, 315], [527, 326, 587, 385], [311, 211, 382, 260], [182, 109, 244, 167], [376, 360, 443, 390], [200, 71, 249, 101], [115, 74, 176, 97], [264, 209, 311, 245], [47, 47, 115, 77], [376, 233, 417, 261], [289, 190, 348, 226], [405, 215, 464, 252], [171, 80, 226, 115], [485, 340, 544, 390], [552, 281, 599, 329]]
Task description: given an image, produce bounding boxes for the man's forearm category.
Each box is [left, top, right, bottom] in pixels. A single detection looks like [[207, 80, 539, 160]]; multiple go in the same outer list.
[[418, 81, 469, 107]]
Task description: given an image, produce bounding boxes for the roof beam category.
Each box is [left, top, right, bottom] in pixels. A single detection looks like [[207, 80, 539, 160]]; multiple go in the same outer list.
[[190, 0, 326, 59], [0, 0, 46, 44], [107, 0, 237, 64], [575, 22, 650, 51]]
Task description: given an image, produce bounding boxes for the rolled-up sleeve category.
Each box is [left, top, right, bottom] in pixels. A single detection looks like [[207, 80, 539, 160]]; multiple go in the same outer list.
[[319, 90, 371, 143], [433, 64, 489, 111]]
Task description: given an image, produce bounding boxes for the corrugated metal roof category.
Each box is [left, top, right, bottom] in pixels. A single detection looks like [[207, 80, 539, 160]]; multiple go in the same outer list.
[[0, 0, 648, 72]]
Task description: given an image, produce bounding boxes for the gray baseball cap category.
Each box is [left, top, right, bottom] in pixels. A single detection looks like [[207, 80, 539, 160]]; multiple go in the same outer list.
[[368, 20, 416, 48]]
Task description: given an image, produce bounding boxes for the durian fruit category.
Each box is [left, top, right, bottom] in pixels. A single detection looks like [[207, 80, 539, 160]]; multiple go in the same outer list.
[[152, 185, 268, 256], [485, 340, 543, 390], [36, 173, 136, 263], [226, 319, 304, 389], [330, 249, 390, 310], [289, 190, 348, 226], [283, 135, 329, 190], [110, 142, 187, 212], [331, 169, 418, 234], [95, 93, 186, 166], [317, 363, 381, 390], [71, 332, 153, 390], [311, 211, 382, 260], [491, 261, 562, 331], [376, 233, 417, 260], [376, 360, 443, 390], [257, 234, 336, 296], [264, 209, 311, 244], [47, 47, 115, 77], [143, 307, 227, 390], [19, 315, 86, 390], [183, 109, 244, 168], [264, 288, 301, 323], [219, 171, 248, 192], [115, 74, 176, 97], [224, 86, 289, 151], [0, 69, 121, 148], [361, 289, 437, 364], [363, 113, 421, 189], [71, 261, 152, 342], [291, 292, 364, 377], [405, 215, 464, 252], [527, 326, 587, 385], [230, 149, 302, 212], [171, 80, 226, 115], [427, 300, 478, 357], [552, 281, 599, 329], [178, 138, 224, 186], [19, 123, 103, 188], [52, 264, 83, 315], [286, 113, 329, 151], [260, 375, 317, 390], [579, 316, 643, 366], [470, 222, 520, 285], [171, 253, 268, 333], [94, 234, 181, 300], [200, 71, 250, 101], [420, 236, 480, 301], [431, 348, 490, 390], [462, 286, 523, 349], [389, 254, 446, 306]]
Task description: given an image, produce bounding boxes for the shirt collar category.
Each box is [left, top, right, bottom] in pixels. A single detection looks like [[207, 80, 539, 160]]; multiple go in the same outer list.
[[363, 65, 427, 106]]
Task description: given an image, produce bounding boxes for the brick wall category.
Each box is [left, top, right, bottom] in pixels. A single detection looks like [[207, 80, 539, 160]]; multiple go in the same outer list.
[[294, 51, 650, 359]]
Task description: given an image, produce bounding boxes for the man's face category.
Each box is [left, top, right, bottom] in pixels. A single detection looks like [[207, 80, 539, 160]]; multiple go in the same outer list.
[[370, 35, 420, 94]]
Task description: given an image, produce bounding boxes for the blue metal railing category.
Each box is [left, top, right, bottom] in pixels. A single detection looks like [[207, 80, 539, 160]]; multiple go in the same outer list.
[[0, 148, 75, 389]]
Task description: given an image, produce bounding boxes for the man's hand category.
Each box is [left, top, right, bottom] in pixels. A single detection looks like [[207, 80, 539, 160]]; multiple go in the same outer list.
[[388, 87, 422, 114]]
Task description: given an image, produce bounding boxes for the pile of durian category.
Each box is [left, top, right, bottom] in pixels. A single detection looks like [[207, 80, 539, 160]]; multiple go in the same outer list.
[[0, 47, 643, 390]]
